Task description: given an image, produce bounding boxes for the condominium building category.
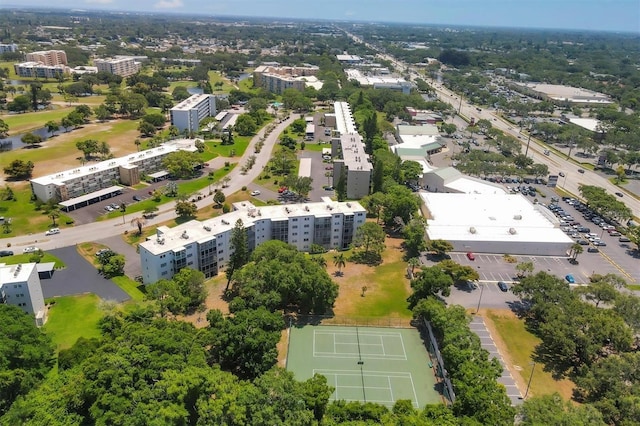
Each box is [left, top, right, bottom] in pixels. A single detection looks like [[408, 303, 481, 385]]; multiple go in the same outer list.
[[94, 57, 141, 77], [331, 102, 373, 199], [253, 65, 321, 94], [30, 139, 197, 205], [14, 62, 67, 79], [25, 49, 67, 66], [0, 43, 18, 54], [139, 199, 366, 284], [170, 94, 217, 133], [0, 263, 47, 326]]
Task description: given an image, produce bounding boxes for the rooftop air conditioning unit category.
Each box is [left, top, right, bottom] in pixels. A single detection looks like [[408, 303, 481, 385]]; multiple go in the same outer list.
[[203, 225, 211, 231], [469, 227, 477, 234], [509, 228, 517, 235], [513, 215, 522, 220]]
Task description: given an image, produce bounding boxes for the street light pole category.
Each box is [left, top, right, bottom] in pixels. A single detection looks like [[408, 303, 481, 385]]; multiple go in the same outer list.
[[474, 283, 484, 314], [525, 128, 532, 157]]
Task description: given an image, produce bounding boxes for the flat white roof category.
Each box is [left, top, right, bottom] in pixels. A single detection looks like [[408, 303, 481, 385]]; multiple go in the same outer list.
[[568, 117, 602, 132], [334, 101, 358, 135], [336, 54, 362, 62], [444, 177, 507, 195], [171, 94, 214, 112], [31, 139, 196, 186], [141, 200, 365, 255], [422, 192, 573, 244], [58, 185, 123, 207], [0, 262, 36, 284], [345, 69, 409, 86]]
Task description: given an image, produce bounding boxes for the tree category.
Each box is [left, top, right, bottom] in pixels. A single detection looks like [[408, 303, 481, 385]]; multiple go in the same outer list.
[[570, 242, 584, 262], [0, 119, 9, 138], [102, 254, 126, 278], [162, 151, 202, 179], [352, 222, 386, 263], [8, 94, 31, 113], [47, 208, 60, 227], [225, 219, 249, 291], [138, 120, 156, 137], [44, 120, 59, 137], [208, 307, 283, 380], [130, 216, 147, 236], [515, 261, 535, 278], [400, 160, 423, 183], [21, 132, 43, 148], [141, 112, 165, 128], [175, 200, 197, 218], [3, 159, 35, 180], [437, 259, 480, 283], [94, 104, 112, 121], [172, 268, 207, 313], [518, 393, 606, 426], [577, 280, 618, 308], [333, 253, 346, 276], [0, 305, 55, 416], [429, 239, 454, 258], [402, 217, 427, 258], [213, 190, 226, 207], [408, 266, 454, 308], [75, 139, 99, 160], [172, 85, 191, 101], [234, 114, 258, 136]]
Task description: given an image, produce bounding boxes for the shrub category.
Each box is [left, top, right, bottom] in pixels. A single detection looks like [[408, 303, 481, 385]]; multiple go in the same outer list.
[[222, 203, 231, 213]]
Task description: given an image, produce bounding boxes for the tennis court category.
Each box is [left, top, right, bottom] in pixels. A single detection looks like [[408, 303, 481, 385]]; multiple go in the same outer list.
[[287, 325, 441, 408]]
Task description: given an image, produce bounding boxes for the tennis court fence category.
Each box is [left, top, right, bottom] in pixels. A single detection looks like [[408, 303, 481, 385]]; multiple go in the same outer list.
[[419, 317, 455, 404], [289, 315, 412, 328]]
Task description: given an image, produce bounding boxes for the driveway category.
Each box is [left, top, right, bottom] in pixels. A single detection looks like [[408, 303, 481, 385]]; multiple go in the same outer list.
[[97, 235, 141, 278], [42, 246, 130, 302]]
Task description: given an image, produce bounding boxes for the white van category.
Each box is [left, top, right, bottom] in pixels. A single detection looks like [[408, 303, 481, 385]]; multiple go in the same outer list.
[[45, 228, 60, 236]]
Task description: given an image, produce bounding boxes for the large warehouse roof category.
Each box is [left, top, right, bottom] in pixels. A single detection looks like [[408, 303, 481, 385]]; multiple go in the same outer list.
[[421, 192, 573, 245]]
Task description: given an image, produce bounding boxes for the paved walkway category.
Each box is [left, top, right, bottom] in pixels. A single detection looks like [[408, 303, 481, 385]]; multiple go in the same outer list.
[[469, 316, 523, 406]]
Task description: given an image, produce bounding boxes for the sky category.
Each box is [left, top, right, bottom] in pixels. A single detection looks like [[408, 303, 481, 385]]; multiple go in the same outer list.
[[3, 0, 640, 33]]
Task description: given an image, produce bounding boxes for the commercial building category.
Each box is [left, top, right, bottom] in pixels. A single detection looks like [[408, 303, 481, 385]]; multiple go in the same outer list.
[[512, 82, 613, 106], [25, 49, 67, 66], [139, 199, 366, 284], [0, 43, 18, 54], [0, 263, 47, 326], [30, 139, 197, 205], [421, 192, 574, 256], [392, 124, 443, 159], [94, 56, 141, 76], [14, 62, 67, 79], [331, 102, 372, 199], [345, 69, 413, 94], [170, 94, 217, 133], [253, 65, 322, 94]]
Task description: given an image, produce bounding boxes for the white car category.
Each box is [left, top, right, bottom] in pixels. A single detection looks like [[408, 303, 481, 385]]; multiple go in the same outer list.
[[23, 246, 40, 253], [250, 190, 261, 196], [45, 228, 60, 236]]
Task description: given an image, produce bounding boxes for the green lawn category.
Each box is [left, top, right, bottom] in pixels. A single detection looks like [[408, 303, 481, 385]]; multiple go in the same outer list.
[[204, 136, 252, 158], [0, 187, 74, 238], [486, 310, 575, 400], [44, 294, 103, 351], [1, 106, 76, 134], [1, 252, 65, 268], [111, 276, 146, 302]]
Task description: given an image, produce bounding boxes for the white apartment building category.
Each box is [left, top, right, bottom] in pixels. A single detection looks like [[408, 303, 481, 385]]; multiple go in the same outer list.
[[30, 139, 197, 205], [170, 94, 217, 133], [14, 62, 67, 79], [0, 43, 18, 54], [25, 49, 67, 66], [94, 57, 141, 77], [139, 199, 366, 284], [331, 102, 372, 199], [0, 263, 47, 327], [253, 65, 321, 94]]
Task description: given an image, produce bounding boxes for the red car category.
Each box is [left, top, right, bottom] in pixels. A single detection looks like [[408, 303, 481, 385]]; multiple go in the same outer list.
[[278, 186, 288, 193], [466, 252, 476, 261]]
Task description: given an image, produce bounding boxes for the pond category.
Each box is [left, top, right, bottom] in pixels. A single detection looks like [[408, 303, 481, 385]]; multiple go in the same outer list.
[[187, 86, 203, 95], [0, 126, 71, 152]]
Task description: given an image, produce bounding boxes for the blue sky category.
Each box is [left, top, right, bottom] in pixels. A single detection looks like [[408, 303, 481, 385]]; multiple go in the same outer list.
[[5, 0, 640, 33]]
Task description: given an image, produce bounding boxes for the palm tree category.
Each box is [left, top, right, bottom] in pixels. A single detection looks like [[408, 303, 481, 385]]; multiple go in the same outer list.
[[48, 210, 60, 227], [312, 256, 327, 268], [571, 243, 584, 262], [407, 257, 420, 277], [130, 216, 147, 236], [119, 202, 127, 225], [333, 253, 346, 276]]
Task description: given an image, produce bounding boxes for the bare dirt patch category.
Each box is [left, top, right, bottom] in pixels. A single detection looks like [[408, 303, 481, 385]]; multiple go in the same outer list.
[[179, 275, 229, 328]]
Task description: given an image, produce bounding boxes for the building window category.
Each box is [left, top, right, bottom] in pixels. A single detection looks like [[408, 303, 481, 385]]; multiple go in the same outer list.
[[160, 263, 167, 267]]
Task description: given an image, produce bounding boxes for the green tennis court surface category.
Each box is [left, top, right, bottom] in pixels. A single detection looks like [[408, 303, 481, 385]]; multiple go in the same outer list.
[[287, 325, 441, 408]]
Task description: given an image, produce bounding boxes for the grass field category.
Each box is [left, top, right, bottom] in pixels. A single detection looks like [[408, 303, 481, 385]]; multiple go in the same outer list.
[[485, 309, 574, 400], [0, 252, 65, 267], [44, 294, 103, 351], [1, 106, 76, 134]]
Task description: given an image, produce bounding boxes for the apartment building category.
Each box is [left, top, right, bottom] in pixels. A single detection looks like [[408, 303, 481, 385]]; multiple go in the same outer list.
[[253, 65, 320, 94], [170, 94, 217, 133], [30, 139, 197, 204], [94, 57, 141, 77], [331, 102, 373, 199], [25, 49, 67, 66], [0, 263, 47, 327], [14, 62, 67, 79], [0, 43, 18, 54], [139, 199, 366, 284]]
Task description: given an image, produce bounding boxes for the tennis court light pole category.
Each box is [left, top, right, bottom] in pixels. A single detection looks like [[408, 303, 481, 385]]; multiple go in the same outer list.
[[474, 283, 484, 314], [522, 362, 536, 399]]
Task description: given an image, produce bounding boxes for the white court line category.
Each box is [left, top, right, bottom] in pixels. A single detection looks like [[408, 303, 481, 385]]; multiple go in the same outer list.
[[388, 376, 394, 401], [314, 368, 413, 378], [333, 332, 336, 354], [408, 374, 419, 408], [398, 333, 408, 360], [313, 352, 406, 360], [381, 335, 386, 356]]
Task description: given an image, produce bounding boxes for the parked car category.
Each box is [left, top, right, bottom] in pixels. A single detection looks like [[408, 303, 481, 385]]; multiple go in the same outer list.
[[23, 246, 40, 253], [250, 190, 261, 196], [559, 172, 565, 177], [132, 195, 142, 201], [0, 250, 14, 257], [278, 186, 288, 193], [578, 169, 585, 174], [497, 281, 509, 292], [619, 236, 631, 242], [587, 247, 599, 253], [615, 192, 624, 197], [565, 274, 575, 284], [45, 227, 60, 236], [466, 252, 476, 261]]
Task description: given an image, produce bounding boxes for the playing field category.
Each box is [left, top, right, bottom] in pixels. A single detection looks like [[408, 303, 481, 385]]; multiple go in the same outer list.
[[287, 325, 441, 408]]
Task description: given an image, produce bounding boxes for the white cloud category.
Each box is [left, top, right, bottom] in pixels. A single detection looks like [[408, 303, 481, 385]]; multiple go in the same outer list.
[[85, 0, 114, 4], [154, 0, 184, 8]]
